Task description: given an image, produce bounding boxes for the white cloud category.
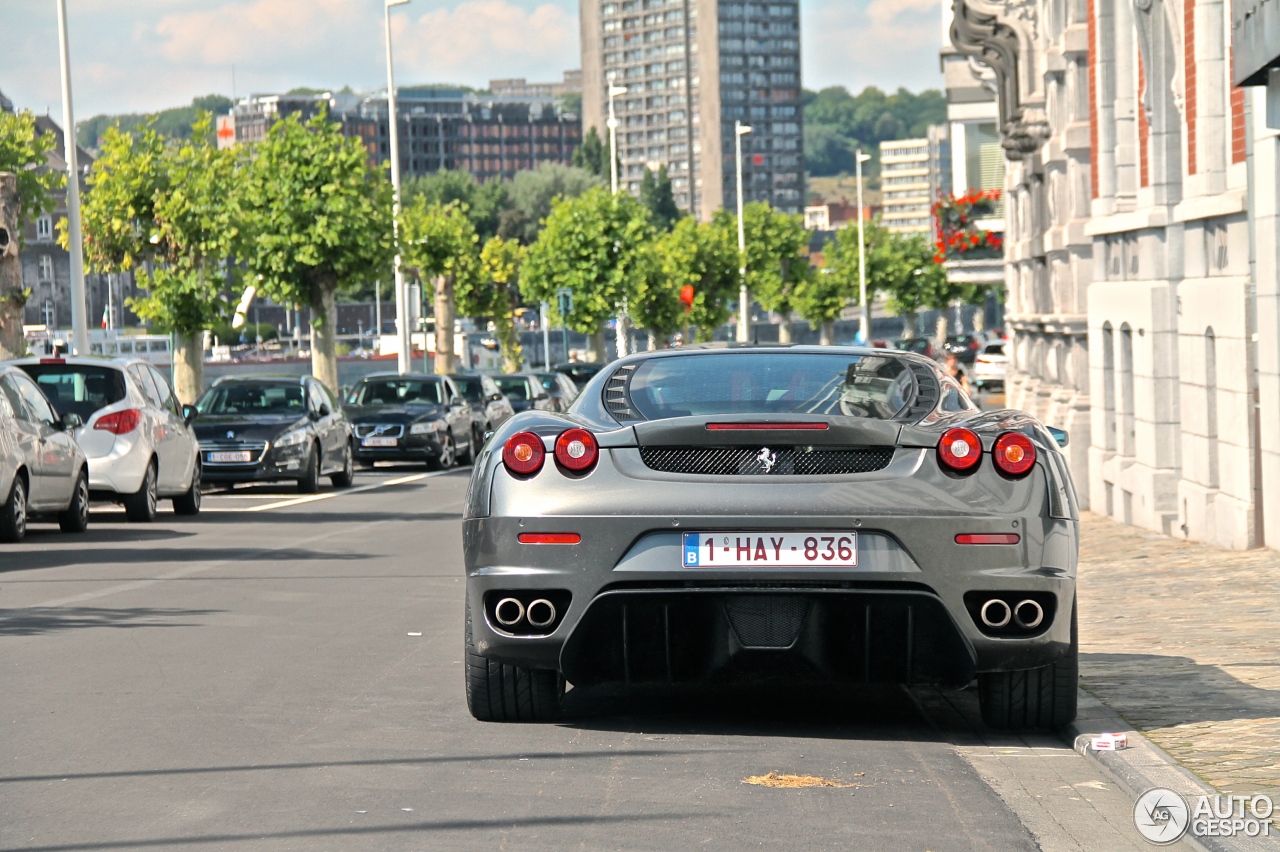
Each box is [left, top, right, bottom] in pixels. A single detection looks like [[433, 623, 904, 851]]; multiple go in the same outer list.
[[396, 1, 578, 82], [803, 0, 944, 94]]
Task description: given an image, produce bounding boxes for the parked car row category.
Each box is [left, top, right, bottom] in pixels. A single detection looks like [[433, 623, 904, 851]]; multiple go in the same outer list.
[[0, 356, 595, 542]]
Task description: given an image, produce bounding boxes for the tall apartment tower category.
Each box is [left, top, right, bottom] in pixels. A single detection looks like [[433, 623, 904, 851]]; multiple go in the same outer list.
[[581, 0, 804, 220]]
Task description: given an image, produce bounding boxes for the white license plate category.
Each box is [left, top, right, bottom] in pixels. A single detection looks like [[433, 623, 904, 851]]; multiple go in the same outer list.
[[682, 532, 857, 568], [208, 451, 252, 463], [361, 436, 398, 447]]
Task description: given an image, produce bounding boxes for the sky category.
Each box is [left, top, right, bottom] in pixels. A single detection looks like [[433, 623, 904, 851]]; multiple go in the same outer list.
[[1, 0, 944, 119]]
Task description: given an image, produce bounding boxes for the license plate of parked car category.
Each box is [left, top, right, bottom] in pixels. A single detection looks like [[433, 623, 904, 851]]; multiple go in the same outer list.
[[208, 451, 252, 463], [361, 437, 398, 447], [681, 532, 858, 568]]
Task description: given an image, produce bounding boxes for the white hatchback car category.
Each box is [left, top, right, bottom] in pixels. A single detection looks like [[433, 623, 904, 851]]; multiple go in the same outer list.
[[12, 357, 202, 522], [972, 339, 1008, 393]]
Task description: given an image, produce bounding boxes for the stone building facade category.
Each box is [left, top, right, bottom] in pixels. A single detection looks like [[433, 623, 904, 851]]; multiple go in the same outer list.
[[945, 0, 1277, 549]]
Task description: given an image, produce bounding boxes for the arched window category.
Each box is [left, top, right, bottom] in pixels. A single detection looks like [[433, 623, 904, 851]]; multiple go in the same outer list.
[[1120, 323, 1135, 457], [1102, 322, 1116, 452], [1205, 328, 1219, 488]]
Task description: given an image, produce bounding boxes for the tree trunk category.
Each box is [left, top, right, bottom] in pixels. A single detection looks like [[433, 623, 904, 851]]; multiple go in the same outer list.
[[434, 274, 456, 374], [902, 311, 917, 338], [0, 174, 27, 359], [777, 312, 793, 344], [172, 331, 204, 405], [647, 329, 657, 351], [498, 306, 523, 373], [586, 328, 606, 362], [820, 319, 836, 346], [935, 314, 948, 351], [312, 284, 340, 394]]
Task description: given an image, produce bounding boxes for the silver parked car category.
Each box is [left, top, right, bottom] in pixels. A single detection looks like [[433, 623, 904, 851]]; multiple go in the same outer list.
[[0, 365, 90, 542], [12, 357, 202, 522]]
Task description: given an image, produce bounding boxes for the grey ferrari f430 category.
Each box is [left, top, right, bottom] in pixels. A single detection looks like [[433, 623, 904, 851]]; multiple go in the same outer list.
[[462, 346, 1079, 730]]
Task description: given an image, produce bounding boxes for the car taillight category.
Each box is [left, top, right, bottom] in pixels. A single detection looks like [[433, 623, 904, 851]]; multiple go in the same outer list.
[[969, 340, 980, 350], [503, 431, 545, 475], [938, 427, 982, 473], [94, 409, 141, 435], [993, 432, 1036, 476], [554, 428, 599, 472]]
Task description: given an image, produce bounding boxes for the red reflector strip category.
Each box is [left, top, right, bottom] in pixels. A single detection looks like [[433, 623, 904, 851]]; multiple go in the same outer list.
[[955, 533, 1021, 545], [517, 533, 581, 545], [705, 423, 829, 431], [40, 358, 66, 364]]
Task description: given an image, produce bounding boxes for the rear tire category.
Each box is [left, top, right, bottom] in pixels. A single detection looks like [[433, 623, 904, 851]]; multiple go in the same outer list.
[[330, 443, 354, 488], [0, 474, 28, 543], [124, 461, 159, 523], [464, 593, 564, 722], [173, 462, 202, 516], [978, 603, 1078, 731], [297, 445, 320, 494], [428, 433, 456, 472], [58, 470, 90, 532]]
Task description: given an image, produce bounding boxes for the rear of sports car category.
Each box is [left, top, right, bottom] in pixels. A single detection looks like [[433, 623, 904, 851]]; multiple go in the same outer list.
[[461, 347, 1079, 729]]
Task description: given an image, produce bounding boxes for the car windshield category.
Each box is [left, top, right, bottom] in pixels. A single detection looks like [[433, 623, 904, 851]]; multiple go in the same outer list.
[[534, 374, 559, 390], [983, 343, 1005, 356], [198, 383, 306, 416], [347, 379, 444, 406], [494, 376, 531, 400], [451, 376, 484, 403], [627, 353, 916, 420], [19, 364, 128, 420]]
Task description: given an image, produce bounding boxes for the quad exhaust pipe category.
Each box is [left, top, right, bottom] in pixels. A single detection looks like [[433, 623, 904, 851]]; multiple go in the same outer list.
[[526, 599, 557, 629], [979, 597, 1045, 631], [494, 597, 525, 627], [493, 597, 558, 632]]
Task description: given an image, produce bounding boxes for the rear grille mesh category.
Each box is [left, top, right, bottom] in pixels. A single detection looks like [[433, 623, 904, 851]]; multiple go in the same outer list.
[[639, 446, 895, 476]]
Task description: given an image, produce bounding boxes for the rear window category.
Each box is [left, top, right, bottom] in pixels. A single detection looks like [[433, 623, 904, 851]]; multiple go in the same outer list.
[[983, 343, 1005, 356], [346, 379, 444, 406], [451, 376, 484, 403], [495, 377, 531, 400], [626, 353, 916, 420], [19, 364, 127, 420], [198, 383, 306, 416]]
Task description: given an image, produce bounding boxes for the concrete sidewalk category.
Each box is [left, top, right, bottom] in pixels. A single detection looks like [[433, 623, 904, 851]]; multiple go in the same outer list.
[[1077, 512, 1280, 796]]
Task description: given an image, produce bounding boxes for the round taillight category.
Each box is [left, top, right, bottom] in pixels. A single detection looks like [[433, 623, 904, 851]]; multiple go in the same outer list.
[[502, 431, 545, 476], [554, 428, 599, 472], [993, 432, 1036, 476], [938, 427, 982, 473]]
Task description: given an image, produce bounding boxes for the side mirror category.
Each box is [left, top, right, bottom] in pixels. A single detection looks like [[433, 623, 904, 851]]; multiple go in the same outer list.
[[318, 403, 331, 418], [1047, 426, 1069, 448], [489, 392, 504, 402], [182, 404, 198, 426], [534, 392, 550, 401], [450, 397, 466, 409], [60, 412, 83, 432]]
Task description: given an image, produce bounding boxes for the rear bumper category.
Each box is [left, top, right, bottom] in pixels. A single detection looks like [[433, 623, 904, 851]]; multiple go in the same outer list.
[[85, 434, 149, 496], [352, 434, 445, 463], [202, 445, 310, 484]]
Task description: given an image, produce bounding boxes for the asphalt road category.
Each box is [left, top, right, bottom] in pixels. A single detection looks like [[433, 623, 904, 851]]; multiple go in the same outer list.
[[1, 467, 1170, 851]]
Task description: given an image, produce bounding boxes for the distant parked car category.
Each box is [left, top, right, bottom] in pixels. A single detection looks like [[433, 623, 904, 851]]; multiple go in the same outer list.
[[893, 338, 936, 359], [0, 364, 89, 541], [552, 362, 606, 388], [943, 333, 986, 366], [533, 371, 580, 412], [450, 374, 515, 450], [344, 374, 474, 470], [493, 374, 556, 414], [973, 340, 1008, 393], [193, 376, 353, 492], [13, 356, 202, 521]]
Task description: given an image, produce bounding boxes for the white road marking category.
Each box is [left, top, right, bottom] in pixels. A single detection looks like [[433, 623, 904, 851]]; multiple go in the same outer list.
[[202, 468, 469, 513]]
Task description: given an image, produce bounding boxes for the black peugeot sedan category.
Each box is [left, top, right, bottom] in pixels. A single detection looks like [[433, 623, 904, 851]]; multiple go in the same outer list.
[[344, 374, 473, 470], [449, 373, 515, 449], [193, 376, 353, 493]]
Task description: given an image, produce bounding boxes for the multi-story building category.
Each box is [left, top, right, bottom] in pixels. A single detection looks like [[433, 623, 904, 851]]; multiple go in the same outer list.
[[233, 87, 582, 183], [579, 0, 804, 219], [945, 0, 1280, 550], [879, 129, 951, 235], [489, 70, 583, 99]]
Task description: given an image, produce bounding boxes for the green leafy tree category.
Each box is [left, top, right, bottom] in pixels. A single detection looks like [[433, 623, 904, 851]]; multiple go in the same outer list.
[[639, 165, 681, 231], [238, 112, 394, 393], [78, 94, 235, 149], [629, 244, 679, 345], [75, 117, 237, 401], [500, 163, 602, 244], [655, 215, 738, 342], [399, 200, 480, 373], [802, 86, 946, 178], [796, 223, 870, 344], [0, 109, 62, 357], [522, 187, 654, 361], [571, 126, 608, 178], [478, 236, 527, 372], [402, 169, 508, 240], [739, 202, 811, 342]]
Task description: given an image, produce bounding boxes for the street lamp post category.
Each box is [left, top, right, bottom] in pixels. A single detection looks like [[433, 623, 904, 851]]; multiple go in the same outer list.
[[855, 149, 872, 345], [607, 80, 629, 356], [385, 0, 412, 374], [734, 121, 753, 343], [55, 0, 89, 355]]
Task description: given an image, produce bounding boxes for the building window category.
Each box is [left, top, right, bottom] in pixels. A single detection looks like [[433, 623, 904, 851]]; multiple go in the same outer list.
[[1101, 322, 1116, 452], [38, 254, 54, 281], [35, 216, 52, 241], [1119, 323, 1135, 457], [1205, 327, 1219, 488]]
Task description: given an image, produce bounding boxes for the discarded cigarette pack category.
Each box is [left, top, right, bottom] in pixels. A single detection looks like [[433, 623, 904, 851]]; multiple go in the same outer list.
[[1091, 732, 1128, 751]]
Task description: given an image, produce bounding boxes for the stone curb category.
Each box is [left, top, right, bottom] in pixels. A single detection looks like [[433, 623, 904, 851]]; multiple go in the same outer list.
[[1064, 690, 1279, 852]]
